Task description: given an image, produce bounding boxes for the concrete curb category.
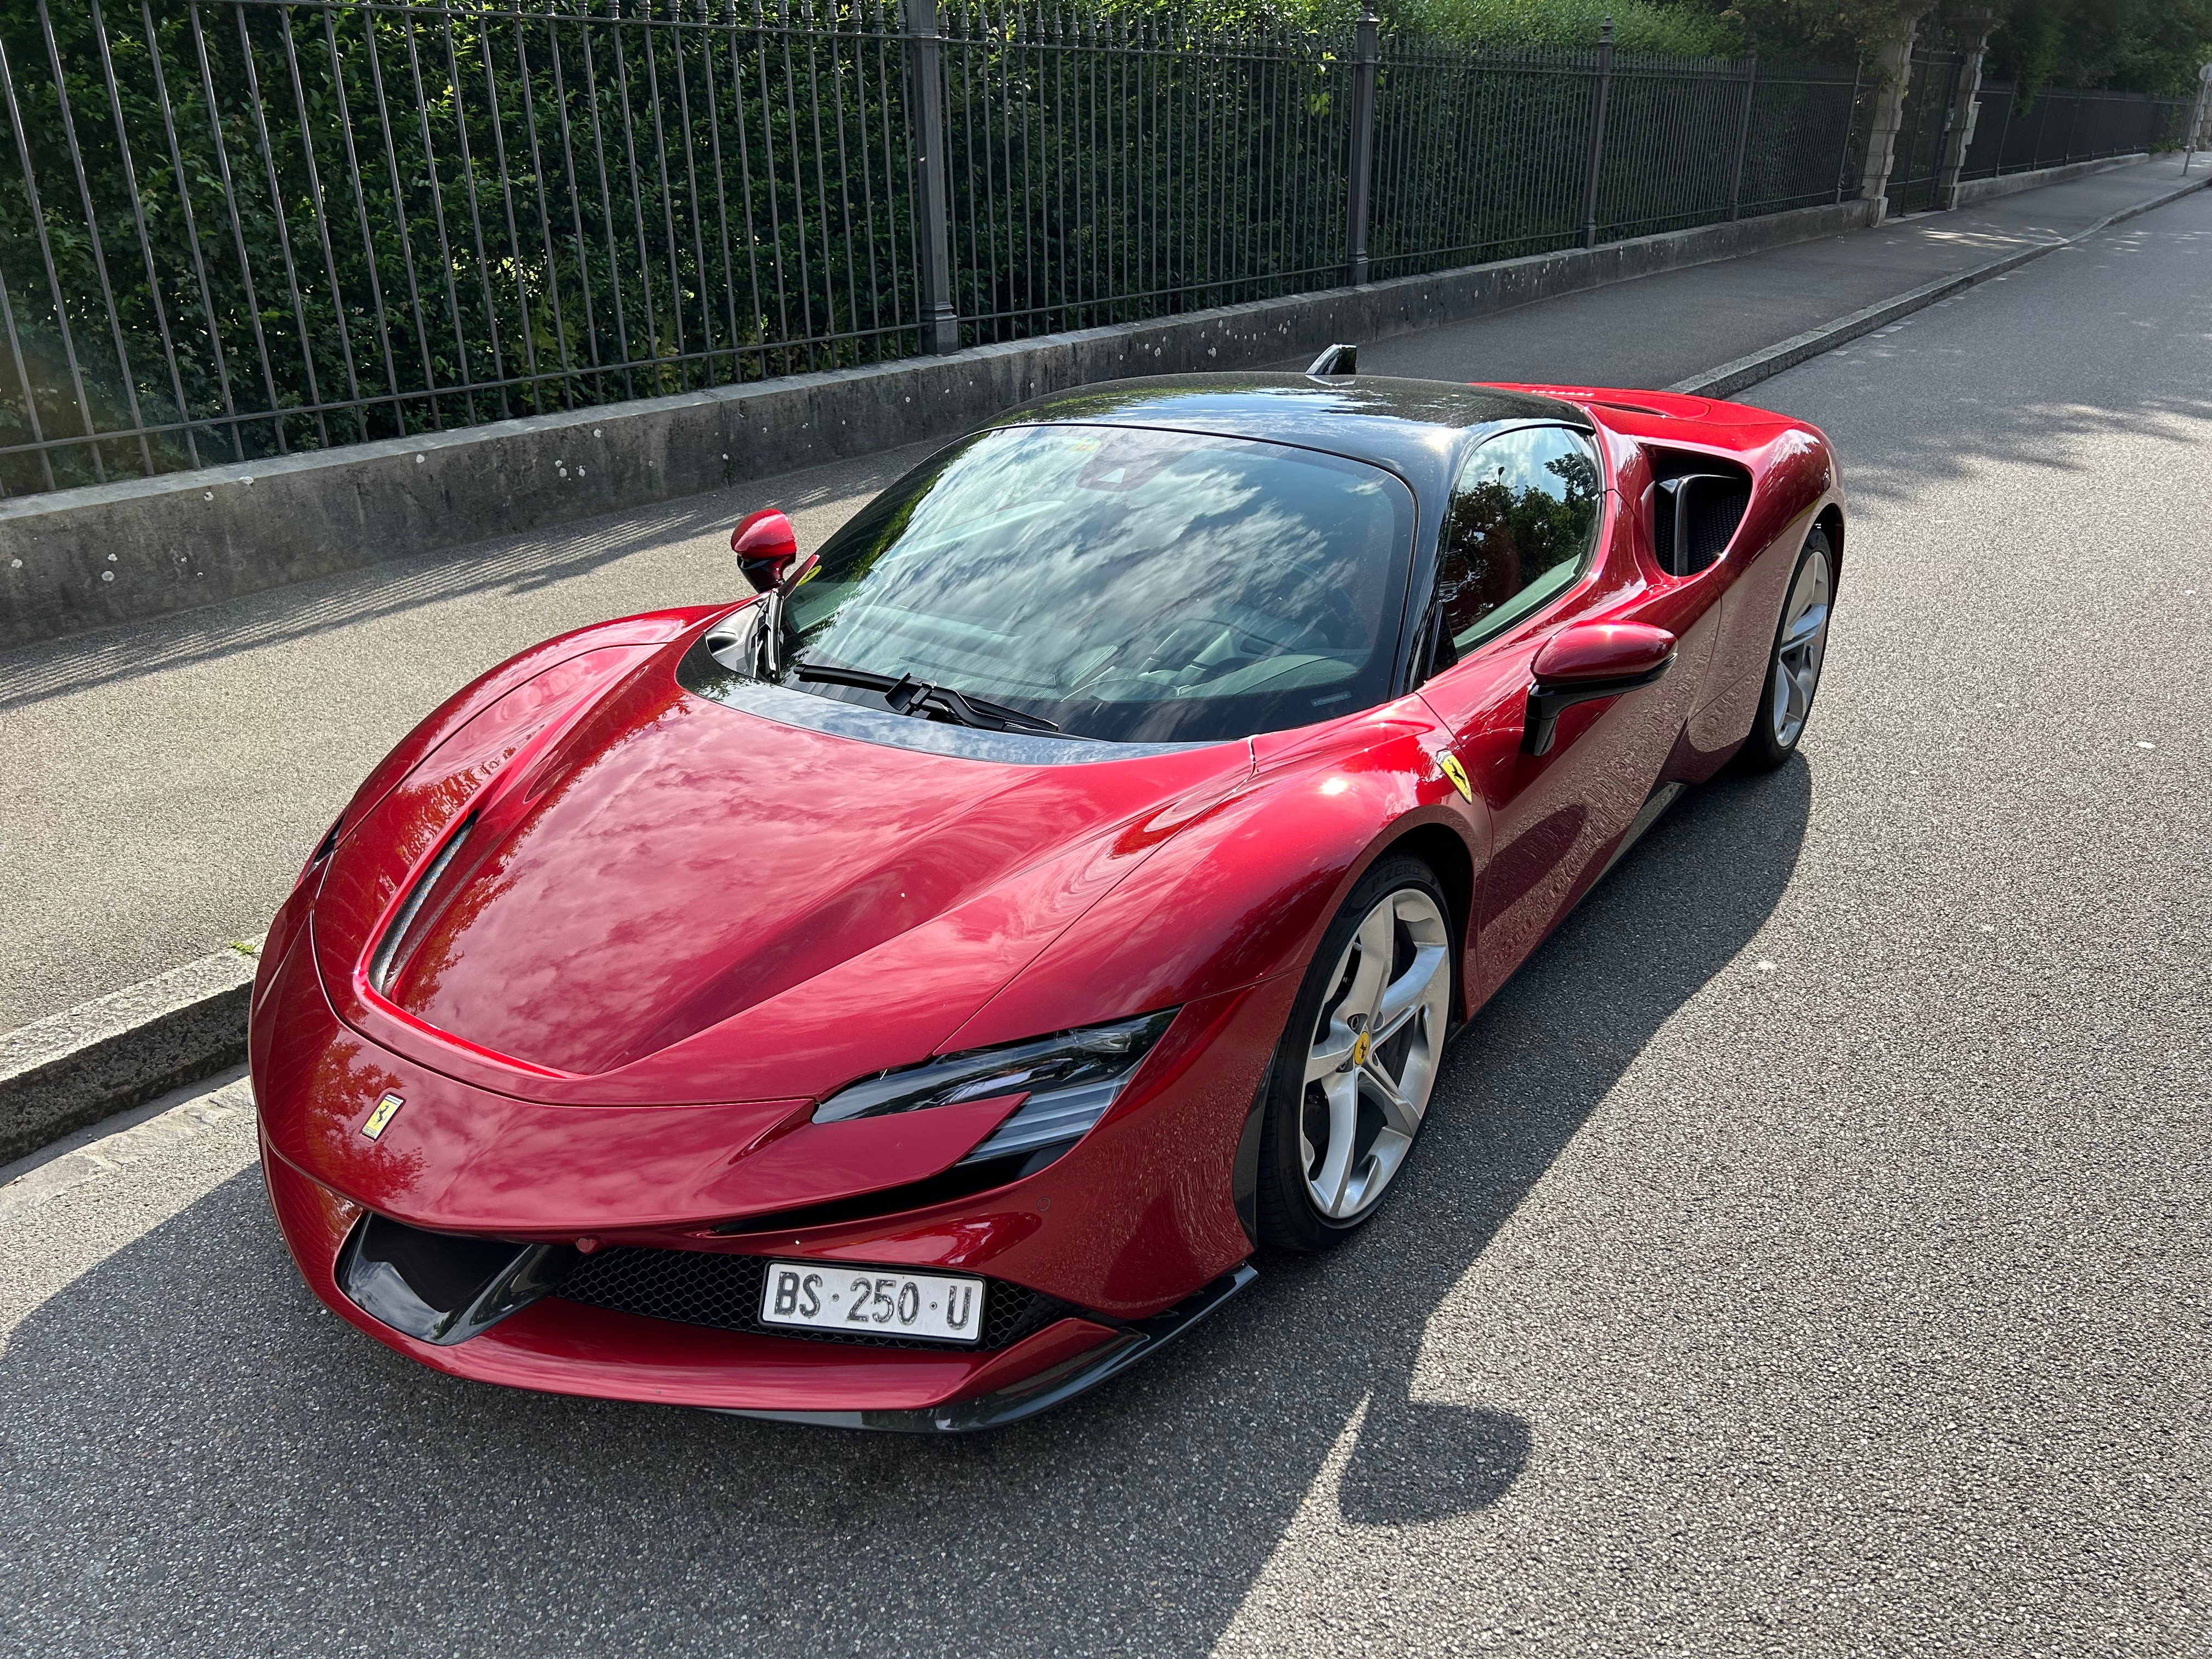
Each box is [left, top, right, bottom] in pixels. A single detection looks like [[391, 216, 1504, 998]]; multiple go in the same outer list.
[[1674, 167, 2212, 400], [2, 198, 1874, 652], [0, 941, 259, 1166], [1951, 152, 2146, 209]]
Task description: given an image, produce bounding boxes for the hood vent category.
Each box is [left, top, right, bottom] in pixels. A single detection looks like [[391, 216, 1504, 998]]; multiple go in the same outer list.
[[369, 814, 477, 996]]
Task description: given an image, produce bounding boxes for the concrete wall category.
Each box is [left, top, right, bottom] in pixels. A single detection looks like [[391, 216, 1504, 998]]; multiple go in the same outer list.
[[0, 197, 1875, 652], [1951, 152, 2147, 208]]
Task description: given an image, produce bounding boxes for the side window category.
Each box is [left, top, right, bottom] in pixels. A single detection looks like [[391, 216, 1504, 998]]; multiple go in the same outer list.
[[1434, 426, 1603, 655]]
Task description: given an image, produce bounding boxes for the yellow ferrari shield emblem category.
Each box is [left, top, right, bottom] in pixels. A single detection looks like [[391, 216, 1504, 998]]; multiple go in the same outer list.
[[1439, 754, 1474, 803], [362, 1093, 404, 1141], [1351, 1030, 1372, 1068]]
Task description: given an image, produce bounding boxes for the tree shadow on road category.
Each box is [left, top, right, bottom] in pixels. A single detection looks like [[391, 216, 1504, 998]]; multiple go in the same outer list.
[[2, 760, 1810, 1658]]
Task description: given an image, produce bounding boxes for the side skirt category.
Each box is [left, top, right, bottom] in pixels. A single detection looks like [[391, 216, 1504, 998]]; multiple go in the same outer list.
[[1588, 781, 1686, 893]]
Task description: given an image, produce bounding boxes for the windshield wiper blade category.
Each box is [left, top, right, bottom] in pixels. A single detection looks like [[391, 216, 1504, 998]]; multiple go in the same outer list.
[[793, 662, 1062, 734]]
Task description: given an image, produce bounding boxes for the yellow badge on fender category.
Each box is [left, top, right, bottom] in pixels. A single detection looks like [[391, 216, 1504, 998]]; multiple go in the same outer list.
[[1439, 754, 1474, 803], [362, 1093, 404, 1141]]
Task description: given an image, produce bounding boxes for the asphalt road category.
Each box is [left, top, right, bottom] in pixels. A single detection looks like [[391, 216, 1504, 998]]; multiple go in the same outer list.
[[0, 157, 2199, 1031], [5, 187, 2211, 1656]]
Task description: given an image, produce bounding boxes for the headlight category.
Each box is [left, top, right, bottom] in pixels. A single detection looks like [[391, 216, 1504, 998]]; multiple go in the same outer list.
[[812, 1011, 1178, 1166]]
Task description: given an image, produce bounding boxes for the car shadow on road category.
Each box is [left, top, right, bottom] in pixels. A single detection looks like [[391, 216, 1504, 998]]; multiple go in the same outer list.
[[3, 759, 1810, 1658]]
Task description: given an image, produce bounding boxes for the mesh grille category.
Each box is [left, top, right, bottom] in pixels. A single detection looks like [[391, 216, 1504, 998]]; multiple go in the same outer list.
[[1684, 481, 1750, 570], [555, 1248, 1076, 1352]]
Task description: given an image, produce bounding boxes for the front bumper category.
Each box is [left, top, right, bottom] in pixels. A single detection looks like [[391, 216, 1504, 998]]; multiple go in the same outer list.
[[251, 928, 1295, 1425], [264, 1138, 1252, 1428]]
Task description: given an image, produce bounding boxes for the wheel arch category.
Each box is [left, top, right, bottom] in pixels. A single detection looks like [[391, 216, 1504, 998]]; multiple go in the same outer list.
[[1814, 503, 1845, 591]]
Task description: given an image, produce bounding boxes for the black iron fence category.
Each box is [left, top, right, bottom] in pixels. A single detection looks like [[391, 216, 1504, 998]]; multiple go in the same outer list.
[[0, 0, 1871, 498], [1959, 82, 2193, 181], [1882, 46, 1963, 216]]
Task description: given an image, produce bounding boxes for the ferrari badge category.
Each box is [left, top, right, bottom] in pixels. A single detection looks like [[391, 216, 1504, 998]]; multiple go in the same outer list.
[[362, 1092, 404, 1141], [1351, 1030, 1372, 1068], [1439, 754, 1474, 803]]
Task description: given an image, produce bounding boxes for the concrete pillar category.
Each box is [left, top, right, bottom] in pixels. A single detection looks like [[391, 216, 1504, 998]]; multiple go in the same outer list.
[[1857, 20, 1922, 224], [1938, 22, 1994, 208]]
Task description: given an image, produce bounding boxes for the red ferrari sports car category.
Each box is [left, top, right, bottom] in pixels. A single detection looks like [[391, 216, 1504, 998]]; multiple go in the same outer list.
[[251, 365, 1839, 1430]]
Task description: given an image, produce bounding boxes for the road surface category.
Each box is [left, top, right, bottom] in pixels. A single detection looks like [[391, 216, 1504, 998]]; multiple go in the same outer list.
[[4, 184, 2209, 1657]]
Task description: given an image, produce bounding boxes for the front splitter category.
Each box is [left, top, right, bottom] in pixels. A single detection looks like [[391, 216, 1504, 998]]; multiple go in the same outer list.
[[713, 1264, 1258, 1433]]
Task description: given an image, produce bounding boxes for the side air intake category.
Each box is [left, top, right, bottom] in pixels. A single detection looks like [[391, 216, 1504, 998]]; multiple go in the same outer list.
[[1647, 453, 1751, 578]]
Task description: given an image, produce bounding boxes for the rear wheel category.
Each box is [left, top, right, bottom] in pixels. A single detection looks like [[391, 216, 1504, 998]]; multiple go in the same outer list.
[[1738, 527, 1834, 771], [1255, 855, 1454, 1252]]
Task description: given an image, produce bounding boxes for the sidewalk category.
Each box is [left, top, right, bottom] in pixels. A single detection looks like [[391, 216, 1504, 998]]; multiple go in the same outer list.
[[1, 154, 2204, 1031]]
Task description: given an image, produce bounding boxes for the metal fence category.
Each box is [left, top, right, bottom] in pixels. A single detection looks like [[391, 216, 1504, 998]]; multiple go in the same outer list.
[[0, 0, 1872, 499], [1883, 47, 1964, 216], [1960, 82, 2193, 181]]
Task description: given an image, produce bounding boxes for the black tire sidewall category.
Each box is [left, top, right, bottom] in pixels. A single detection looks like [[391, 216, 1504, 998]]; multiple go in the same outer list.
[[1254, 853, 1452, 1252]]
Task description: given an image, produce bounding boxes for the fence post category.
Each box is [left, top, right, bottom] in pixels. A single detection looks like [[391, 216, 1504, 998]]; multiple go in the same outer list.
[[1856, 22, 1920, 223], [1345, 5, 1380, 286], [1937, 22, 1991, 208], [1728, 50, 1759, 219], [2187, 63, 2212, 175], [905, 0, 960, 355], [1834, 57, 1863, 202], [1579, 18, 1614, 249]]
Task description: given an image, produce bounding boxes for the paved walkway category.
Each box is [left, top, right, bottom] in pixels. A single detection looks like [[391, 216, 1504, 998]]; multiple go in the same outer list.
[[0, 155, 2202, 1028]]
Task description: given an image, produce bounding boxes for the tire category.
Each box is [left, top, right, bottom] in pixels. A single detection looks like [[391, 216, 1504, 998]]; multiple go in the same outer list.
[[1255, 854, 1455, 1252], [1737, 526, 1835, 772]]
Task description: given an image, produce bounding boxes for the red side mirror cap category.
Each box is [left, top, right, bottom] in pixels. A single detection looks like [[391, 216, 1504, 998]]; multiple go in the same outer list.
[[731, 509, 799, 592], [1531, 622, 1675, 685]]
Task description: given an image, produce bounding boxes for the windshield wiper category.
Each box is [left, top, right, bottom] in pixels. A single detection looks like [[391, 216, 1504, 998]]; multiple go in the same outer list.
[[793, 662, 1062, 734]]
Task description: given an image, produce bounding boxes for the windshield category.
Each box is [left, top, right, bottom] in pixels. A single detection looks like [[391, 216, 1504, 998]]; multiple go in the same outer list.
[[778, 424, 1417, 743]]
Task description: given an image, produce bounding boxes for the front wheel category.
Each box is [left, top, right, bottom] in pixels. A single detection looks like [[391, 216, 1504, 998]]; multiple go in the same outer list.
[[1737, 527, 1834, 771], [1255, 855, 1455, 1252]]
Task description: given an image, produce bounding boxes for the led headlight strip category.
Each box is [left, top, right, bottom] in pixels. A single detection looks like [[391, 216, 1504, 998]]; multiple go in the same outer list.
[[812, 1010, 1178, 1166]]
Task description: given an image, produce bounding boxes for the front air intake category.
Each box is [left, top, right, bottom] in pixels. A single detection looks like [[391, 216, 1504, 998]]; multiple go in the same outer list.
[[556, 1248, 1077, 1351]]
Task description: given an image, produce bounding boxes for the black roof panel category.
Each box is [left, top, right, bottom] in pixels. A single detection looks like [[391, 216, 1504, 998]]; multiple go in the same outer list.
[[985, 373, 1587, 482]]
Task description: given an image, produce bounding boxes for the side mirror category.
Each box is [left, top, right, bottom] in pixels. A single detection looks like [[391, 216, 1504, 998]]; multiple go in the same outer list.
[[1524, 622, 1675, 757], [731, 508, 799, 592], [1305, 342, 1358, 377]]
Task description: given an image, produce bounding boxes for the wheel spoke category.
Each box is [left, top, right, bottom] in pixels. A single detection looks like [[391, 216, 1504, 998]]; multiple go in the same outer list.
[[1779, 603, 1828, 652], [1373, 944, 1447, 1041], [1346, 906, 1393, 1020], [1362, 1061, 1423, 1137], [1310, 1073, 1361, 1216], [1306, 1026, 1357, 1084]]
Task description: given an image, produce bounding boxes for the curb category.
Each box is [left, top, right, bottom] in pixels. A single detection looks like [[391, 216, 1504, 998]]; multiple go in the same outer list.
[[1673, 169, 2212, 399], [0, 941, 260, 1166]]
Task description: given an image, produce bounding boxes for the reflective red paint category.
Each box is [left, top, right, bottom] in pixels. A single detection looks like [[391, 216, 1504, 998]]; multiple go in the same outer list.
[[252, 378, 1842, 1420]]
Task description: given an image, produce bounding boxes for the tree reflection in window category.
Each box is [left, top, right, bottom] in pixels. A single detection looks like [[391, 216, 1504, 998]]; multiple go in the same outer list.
[[1436, 426, 1602, 651]]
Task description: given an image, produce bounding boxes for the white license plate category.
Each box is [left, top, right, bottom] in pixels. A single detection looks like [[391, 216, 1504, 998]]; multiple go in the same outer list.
[[759, 1261, 986, 1344]]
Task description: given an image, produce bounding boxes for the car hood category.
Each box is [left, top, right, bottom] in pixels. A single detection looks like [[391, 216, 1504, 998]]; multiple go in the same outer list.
[[313, 640, 1252, 1102]]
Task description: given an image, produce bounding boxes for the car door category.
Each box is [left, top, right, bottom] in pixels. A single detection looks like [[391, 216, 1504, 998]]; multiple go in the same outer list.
[[1413, 422, 1707, 1006]]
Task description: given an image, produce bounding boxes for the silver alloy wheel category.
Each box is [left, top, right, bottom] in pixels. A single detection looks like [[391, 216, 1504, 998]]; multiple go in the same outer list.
[[1769, 544, 1833, 749], [1300, 887, 1453, 1222]]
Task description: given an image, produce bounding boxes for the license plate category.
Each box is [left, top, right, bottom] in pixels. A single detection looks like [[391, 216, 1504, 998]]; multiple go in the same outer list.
[[759, 1261, 986, 1345]]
